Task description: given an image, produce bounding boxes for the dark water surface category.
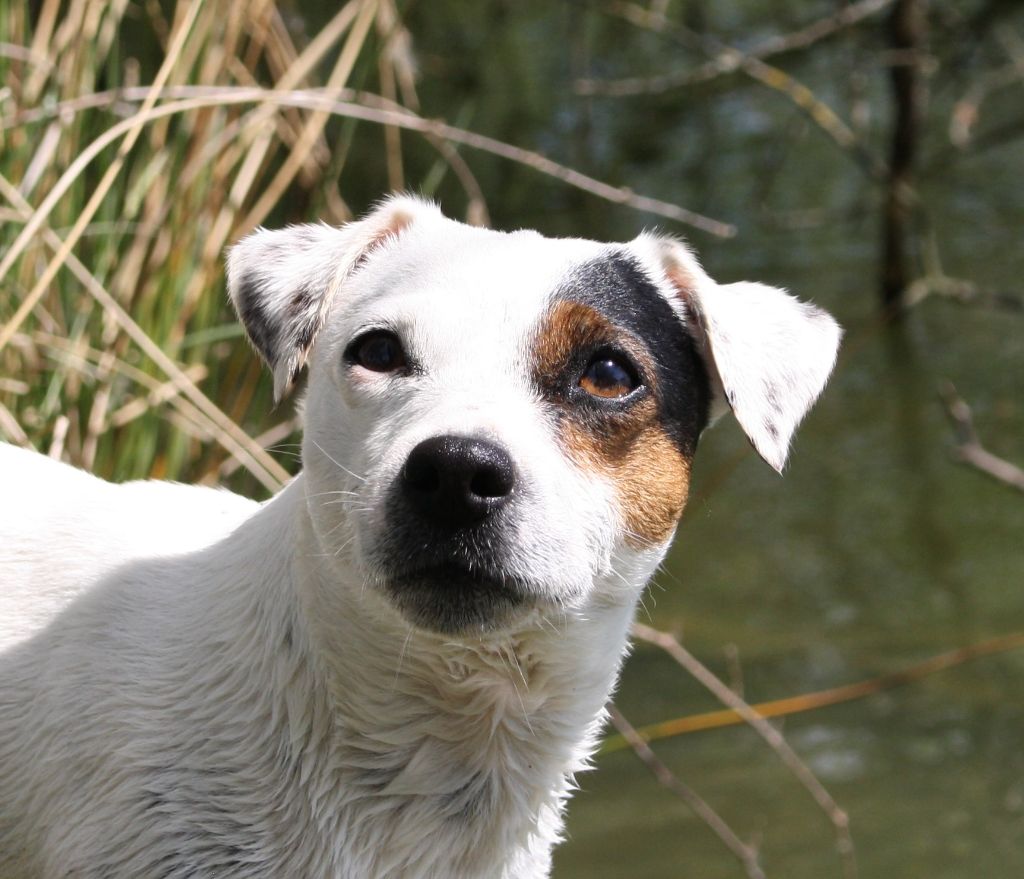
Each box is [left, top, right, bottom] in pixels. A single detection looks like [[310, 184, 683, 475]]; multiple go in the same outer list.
[[392, 3, 1024, 876]]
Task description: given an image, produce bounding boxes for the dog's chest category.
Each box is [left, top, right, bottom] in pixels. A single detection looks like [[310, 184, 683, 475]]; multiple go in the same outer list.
[[317, 649, 587, 878]]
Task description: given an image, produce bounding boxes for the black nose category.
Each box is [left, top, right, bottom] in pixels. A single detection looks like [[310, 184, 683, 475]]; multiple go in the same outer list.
[[401, 435, 516, 529]]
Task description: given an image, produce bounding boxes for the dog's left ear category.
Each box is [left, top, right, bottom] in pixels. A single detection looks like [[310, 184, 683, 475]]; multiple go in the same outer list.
[[648, 236, 842, 473], [227, 196, 438, 400]]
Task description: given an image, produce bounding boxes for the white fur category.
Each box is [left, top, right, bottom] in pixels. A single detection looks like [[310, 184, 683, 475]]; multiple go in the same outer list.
[[0, 197, 840, 878]]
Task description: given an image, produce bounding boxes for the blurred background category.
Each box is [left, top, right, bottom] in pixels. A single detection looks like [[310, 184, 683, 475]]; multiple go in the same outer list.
[[1, 1, 1022, 876]]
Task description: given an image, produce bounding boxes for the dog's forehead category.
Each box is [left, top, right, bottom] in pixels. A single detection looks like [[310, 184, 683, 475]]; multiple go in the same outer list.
[[331, 224, 595, 371], [339, 221, 676, 360], [363, 224, 607, 309]]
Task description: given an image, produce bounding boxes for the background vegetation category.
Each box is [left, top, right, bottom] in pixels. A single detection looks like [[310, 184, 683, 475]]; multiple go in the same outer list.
[[2, 1, 1023, 877]]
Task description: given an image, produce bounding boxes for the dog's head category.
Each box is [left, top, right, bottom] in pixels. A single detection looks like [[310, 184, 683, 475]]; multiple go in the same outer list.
[[228, 197, 840, 637]]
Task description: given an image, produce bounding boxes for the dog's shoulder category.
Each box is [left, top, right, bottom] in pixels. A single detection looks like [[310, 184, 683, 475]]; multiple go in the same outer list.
[[0, 444, 258, 650]]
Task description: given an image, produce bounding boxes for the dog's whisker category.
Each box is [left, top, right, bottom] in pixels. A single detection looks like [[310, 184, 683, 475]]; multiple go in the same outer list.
[[309, 438, 367, 483], [320, 506, 374, 521], [620, 528, 663, 550], [497, 646, 535, 737], [320, 517, 349, 540], [333, 539, 358, 559], [652, 562, 684, 591], [319, 498, 372, 510], [636, 592, 654, 622], [307, 489, 363, 500], [390, 625, 416, 693], [534, 611, 560, 637]]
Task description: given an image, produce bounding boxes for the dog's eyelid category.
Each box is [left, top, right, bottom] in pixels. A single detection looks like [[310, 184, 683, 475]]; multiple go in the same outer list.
[[344, 328, 412, 375], [584, 342, 647, 383]]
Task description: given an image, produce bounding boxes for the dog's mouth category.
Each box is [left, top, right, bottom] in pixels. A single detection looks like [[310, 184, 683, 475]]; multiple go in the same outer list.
[[379, 560, 535, 636]]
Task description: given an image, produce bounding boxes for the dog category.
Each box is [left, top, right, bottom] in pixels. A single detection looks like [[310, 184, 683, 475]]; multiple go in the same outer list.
[[0, 196, 840, 878]]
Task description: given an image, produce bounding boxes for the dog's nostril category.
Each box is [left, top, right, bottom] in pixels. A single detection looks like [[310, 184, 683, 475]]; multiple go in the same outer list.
[[470, 466, 512, 500], [401, 435, 517, 527], [403, 456, 440, 493]]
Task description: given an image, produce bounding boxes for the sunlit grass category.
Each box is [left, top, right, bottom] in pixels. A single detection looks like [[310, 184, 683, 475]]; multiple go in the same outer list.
[[0, 0, 428, 496]]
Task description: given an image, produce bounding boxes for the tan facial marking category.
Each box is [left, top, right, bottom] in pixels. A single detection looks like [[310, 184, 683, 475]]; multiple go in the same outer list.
[[533, 300, 692, 548], [562, 419, 690, 547], [533, 299, 615, 381]]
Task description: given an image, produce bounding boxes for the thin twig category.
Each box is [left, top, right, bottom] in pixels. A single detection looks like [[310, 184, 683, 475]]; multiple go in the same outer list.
[[0, 41, 54, 70], [0, 86, 735, 238], [608, 706, 765, 879], [239, 0, 379, 235], [605, 629, 1024, 750], [949, 23, 1024, 147], [632, 622, 858, 879], [949, 57, 1024, 147], [578, 1, 886, 180], [47, 414, 69, 460], [577, 0, 896, 96], [219, 417, 299, 479], [0, 0, 205, 356], [940, 382, 1024, 493], [0, 173, 289, 491], [0, 401, 30, 446]]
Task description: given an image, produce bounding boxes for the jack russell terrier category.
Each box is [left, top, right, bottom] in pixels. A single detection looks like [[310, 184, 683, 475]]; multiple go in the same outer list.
[[0, 196, 840, 878]]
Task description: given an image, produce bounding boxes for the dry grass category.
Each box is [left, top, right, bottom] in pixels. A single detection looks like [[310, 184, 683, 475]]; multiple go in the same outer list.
[[0, 0, 431, 493]]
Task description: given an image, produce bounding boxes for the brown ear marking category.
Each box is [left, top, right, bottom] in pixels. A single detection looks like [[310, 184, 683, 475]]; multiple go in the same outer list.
[[662, 261, 714, 364], [532, 298, 692, 548], [349, 205, 418, 277]]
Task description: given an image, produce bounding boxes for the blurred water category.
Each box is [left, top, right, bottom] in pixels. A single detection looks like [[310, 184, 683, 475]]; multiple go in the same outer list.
[[391, 2, 1024, 876]]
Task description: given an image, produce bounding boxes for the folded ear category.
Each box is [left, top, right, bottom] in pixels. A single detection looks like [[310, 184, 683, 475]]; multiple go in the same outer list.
[[226, 195, 439, 401], [648, 236, 841, 473]]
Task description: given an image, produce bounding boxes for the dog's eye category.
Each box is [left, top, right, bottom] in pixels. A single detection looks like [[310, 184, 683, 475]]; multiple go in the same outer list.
[[347, 331, 407, 373], [579, 352, 639, 399]]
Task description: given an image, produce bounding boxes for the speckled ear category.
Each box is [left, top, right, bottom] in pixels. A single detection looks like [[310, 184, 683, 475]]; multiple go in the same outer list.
[[226, 195, 439, 401], [644, 235, 842, 473]]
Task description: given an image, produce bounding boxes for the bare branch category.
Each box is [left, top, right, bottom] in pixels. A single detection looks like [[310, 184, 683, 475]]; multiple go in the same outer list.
[[0, 86, 735, 238], [608, 706, 765, 879], [577, 2, 886, 181], [632, 622, 857, 879], [902, 274, 1023, 312], [949, 24, 1024, 147], [576, 0, 895, 96], [940, 382, 1024, 493], [605, 630, 1024, 749]]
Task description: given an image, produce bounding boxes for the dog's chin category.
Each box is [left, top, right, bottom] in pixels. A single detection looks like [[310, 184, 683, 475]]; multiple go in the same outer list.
[[380, 562, 537, 637]]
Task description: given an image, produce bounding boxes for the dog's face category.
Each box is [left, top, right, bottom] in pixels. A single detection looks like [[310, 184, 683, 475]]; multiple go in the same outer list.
[[228, 198, 840, 637]]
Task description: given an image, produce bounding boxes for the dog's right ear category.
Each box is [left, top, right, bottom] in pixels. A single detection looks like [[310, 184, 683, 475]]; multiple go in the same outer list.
[[227, 196, 438, 401]]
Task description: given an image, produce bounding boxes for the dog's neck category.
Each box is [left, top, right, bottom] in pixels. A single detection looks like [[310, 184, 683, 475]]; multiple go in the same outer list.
[[241, 473, 639, 877]]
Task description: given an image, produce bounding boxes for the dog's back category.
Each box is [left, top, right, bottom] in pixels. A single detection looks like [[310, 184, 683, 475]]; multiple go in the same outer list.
[[0, 443, 257, 651]]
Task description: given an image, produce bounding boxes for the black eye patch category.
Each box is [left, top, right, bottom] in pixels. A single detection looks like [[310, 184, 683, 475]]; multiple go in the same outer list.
[[548, 252, 711, 456]]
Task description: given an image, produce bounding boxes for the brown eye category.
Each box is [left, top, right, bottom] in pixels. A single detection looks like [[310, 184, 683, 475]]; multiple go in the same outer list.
[[579, 353, 639, 399], [347, 331, 407, 373]]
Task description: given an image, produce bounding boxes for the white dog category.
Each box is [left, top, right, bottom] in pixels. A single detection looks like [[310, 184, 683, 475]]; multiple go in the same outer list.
[[0, 196, 840, 878]]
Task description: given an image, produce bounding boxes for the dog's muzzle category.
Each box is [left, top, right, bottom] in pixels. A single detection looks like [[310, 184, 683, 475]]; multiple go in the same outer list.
[[374, 434, 533, 634]]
